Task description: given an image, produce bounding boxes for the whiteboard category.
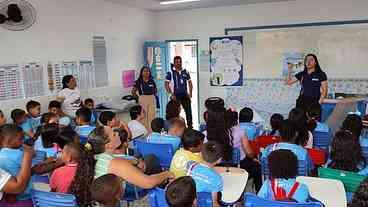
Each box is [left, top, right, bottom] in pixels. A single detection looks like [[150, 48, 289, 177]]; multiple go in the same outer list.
[[235, 24, 368, 78]]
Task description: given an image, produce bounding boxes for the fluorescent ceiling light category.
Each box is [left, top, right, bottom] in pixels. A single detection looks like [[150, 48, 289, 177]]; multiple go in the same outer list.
[[160, 0, 200, 5]]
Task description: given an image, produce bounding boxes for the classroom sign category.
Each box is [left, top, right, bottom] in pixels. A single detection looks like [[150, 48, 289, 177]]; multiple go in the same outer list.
[[210, 36, 243, 86]]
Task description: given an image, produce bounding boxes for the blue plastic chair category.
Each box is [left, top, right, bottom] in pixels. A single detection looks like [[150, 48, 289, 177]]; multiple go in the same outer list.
[[221, 148, 241, 167], [148, 187, 213, 207], [135, 140, 174, 169], [313, 129, 332, 152], [261, 158, 308, 177], [31, 189, 78, 207], [32, 150, 47, 166], [243, 193, 323, 207], [122, 182, 147, 207], [360, 137, 368, 161]]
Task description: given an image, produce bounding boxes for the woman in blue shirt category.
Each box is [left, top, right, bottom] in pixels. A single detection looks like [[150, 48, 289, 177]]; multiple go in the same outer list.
[[286, 54, 328, 112], [132, 66, 157, 130]]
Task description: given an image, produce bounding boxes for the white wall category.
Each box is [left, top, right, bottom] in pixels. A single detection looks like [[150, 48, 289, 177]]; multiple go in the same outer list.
[[155, 0, 368, 119], [0, 0, 156, 117]]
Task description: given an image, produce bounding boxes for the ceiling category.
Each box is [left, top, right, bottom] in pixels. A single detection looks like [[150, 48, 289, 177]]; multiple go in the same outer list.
[[105, 0, 295, 11]]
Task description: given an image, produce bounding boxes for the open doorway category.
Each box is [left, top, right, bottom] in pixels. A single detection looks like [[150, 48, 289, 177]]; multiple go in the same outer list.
[[168, 40, 199, 129]]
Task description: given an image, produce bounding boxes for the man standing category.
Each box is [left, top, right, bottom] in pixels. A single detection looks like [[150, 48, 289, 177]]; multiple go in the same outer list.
[[165, 56, 193, 128]]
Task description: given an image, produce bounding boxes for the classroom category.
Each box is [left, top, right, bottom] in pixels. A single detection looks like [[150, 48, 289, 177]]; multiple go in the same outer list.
[[0, 0, 368, 206]]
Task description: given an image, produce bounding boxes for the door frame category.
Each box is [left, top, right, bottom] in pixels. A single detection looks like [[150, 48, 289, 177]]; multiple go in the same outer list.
[[166, 39, 200, 128]]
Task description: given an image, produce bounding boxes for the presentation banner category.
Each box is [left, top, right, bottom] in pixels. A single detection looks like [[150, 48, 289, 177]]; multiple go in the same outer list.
[[210, 36, 243, 86]]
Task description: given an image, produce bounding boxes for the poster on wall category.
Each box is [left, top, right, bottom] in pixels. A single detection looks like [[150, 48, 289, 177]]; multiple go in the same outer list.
[[209, 36, 243, 86], [122, 70, 135, 88], [21, 62, 44, 98], [282, 52, 305, 78], [79, 60, 95, 90], [0, 64, 24, 100]]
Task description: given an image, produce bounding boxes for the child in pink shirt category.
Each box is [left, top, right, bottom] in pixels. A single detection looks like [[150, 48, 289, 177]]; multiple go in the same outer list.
[[50, 143, 79, 193]]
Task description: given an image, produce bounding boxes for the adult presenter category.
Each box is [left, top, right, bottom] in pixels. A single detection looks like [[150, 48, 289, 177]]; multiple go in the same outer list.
[[57, 75, 82, 117], [165, 56, 193, 128], [132, 66, 157, 130], [286, 54, 328, 111]]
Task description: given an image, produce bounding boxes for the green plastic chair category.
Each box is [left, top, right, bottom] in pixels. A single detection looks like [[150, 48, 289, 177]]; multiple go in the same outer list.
[[318, 167, 366, 193]]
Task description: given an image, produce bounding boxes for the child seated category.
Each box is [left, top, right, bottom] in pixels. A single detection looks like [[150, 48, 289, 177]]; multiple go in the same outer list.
[[128, 105, 148, 139], [170, 129, 204, 178], [147, 118, 183, 152], [239, 107, 260, 140], [11, 109, 34, 139], [40, 112, 59, 125], [289, 108, 313, 148], [166, 176, 197, 207], [48, 100, 72, 127], [0, 110, 7, 126], [341, 114, 363, 141], [89, 174, 123, 207], [99, 111, 132, 137], [261, 120, 314, 174], [186, 141, 223, 207], [75, 107, 96, 142], [26, 100, 42, 133], [50, 142, 79, 193], [0, 124, 33, 205], [307, 103, 328, 132], [268, 113, 284, 136], [327, 130, 368, 176], [149, 117, 165, 135], [84, 98, 98, 125], [258, 149, 311, 203], [34, 123, 59, 157]]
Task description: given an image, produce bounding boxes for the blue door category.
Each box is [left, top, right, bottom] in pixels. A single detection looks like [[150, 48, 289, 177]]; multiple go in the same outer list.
[[143, 42, 169, 119]]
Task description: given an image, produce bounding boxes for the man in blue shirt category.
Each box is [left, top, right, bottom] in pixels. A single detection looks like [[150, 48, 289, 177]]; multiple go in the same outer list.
[[165, 56, 193, 128]]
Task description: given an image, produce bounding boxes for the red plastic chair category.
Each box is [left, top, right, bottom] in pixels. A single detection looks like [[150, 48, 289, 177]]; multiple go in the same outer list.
[[250, 135, 281, 156], [307, 148, 326, 166]]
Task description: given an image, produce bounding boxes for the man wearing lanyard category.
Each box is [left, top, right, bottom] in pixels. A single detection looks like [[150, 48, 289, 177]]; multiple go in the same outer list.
[[165, 56, 193, 128]]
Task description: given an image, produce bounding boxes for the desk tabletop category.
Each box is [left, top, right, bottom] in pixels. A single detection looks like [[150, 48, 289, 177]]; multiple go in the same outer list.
[[296, 176, 347, 207], [323, 98, 366, 104], [220, 168, 249, 204]]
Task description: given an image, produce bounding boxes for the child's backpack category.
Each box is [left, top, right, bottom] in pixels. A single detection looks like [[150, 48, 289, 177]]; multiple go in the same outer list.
[[271, 179, 300, 202]]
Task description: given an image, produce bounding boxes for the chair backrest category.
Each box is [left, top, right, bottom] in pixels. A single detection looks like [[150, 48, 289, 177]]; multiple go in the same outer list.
[[221, 148, 241, 167], [243, 193, 323, 207], [135, 140, 174, 169], [318, 167, 366, 193], [312, 130, 331, 152], [306, 148, 326, 166], [31, 189, 78, 207], [250, 135, 281, 156], [148, 187, 213, 207], [261, 158, 308, 177]]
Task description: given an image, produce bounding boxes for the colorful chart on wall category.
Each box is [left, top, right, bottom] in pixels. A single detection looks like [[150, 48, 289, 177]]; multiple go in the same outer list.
[[0, 64, 24, 100], [210, 36, 243, 86]]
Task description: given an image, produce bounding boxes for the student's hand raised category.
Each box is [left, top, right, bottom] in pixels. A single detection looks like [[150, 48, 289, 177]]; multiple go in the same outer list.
[[22, 144, 35, 161]]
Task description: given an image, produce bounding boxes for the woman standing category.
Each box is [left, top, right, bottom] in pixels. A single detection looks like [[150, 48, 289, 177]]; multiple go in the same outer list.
[[286, 54, 328, 112], [57, 75, 82, 118], [132, 66, 157, 130]]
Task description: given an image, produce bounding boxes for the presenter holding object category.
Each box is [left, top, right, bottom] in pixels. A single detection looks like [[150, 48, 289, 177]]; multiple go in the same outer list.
[[286, 54, 328, 112]]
